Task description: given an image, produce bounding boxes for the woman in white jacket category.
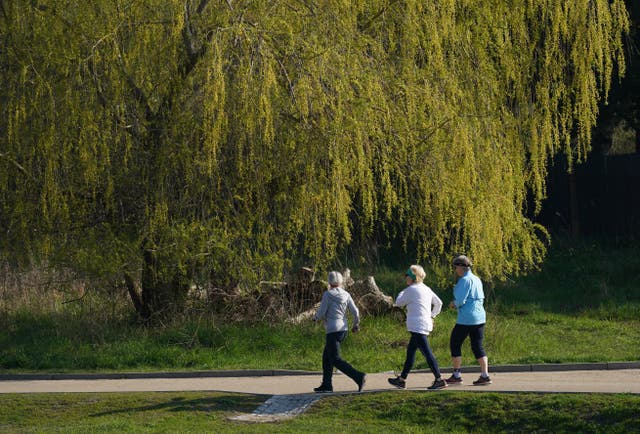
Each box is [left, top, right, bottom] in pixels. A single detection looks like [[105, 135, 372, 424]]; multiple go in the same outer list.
[[388, 264, 447, 390]]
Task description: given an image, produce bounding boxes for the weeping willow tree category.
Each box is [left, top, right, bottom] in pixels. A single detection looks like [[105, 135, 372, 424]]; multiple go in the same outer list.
[[0, 0, 629, 317]]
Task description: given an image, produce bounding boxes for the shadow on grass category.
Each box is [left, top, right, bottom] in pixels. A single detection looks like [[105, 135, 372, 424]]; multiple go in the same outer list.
[[89, 394, 267, 417]]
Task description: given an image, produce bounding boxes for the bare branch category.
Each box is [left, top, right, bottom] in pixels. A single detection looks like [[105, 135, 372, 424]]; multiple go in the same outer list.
[[180, 0, 218, 78], [183, 1, 197, 59], [197, 0, 212, 14], [359, 0, 400, 32], [0, 152, 33, 180]]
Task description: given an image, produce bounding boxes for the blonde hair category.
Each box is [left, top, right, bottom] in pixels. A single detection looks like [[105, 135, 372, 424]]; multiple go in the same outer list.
[[409, 265, 426, 283]]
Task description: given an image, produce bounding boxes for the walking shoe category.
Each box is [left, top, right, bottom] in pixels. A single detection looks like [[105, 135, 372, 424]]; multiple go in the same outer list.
[[427, 378, 448, 390], [357, 374, 367, 392], [313, 384, 333, 393], [473, 375, 492, 385], [445, 374, 463, 385], [388, 376, 406, 389]]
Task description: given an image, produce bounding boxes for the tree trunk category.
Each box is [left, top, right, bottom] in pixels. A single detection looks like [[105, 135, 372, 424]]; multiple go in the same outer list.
[[124, 247, 191, 321], [124, 272, 149, 320]]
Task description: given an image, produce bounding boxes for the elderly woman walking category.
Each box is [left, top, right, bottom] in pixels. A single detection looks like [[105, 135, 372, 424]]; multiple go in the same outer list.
[[313, 271, 366, 393], [446, 255, 491, 386], [388, 264, 447, 390]]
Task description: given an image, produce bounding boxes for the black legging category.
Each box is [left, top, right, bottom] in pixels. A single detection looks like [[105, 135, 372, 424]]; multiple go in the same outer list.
[[449, 323, 486, 359], [401, 332, 442, 379]]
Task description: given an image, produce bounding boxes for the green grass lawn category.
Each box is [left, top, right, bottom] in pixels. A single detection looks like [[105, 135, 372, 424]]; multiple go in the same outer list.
[[1, 391, 639, 433], [1, 310, 638, 374]]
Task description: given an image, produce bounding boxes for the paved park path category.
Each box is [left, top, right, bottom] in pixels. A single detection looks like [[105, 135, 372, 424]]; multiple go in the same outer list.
[[2, 363, 639, 422]]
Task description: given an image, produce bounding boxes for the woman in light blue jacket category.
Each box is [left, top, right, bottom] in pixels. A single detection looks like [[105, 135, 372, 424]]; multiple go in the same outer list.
[[446, 255, 491, 386], [313, 271, 366, 393]]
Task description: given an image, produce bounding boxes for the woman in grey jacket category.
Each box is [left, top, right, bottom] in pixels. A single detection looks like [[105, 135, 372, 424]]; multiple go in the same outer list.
[[313, 271, 367, 393]]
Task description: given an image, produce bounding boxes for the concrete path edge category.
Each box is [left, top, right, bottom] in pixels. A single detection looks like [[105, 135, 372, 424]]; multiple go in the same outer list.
[[1, 361, 639, 381]]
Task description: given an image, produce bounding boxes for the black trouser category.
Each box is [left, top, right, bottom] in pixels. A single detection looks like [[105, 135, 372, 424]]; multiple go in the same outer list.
[[322, 331, 364, 387], [401, 332, 442, 379], [449, 323, 486, 359]]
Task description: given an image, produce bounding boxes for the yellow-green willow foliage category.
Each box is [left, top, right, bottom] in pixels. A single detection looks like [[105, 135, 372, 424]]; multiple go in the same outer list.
[[0, 1, 629, 292]]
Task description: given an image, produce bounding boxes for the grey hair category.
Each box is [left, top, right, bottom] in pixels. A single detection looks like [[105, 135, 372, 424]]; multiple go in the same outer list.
[[328, 271, 343, 286], [452, 255, 473, 267]]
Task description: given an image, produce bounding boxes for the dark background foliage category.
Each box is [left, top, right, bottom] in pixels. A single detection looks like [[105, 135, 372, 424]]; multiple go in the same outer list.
[[540, 0, 640, 239]]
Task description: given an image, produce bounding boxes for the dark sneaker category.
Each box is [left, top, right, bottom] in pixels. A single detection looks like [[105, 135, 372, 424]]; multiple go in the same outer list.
[[445, 374, 463, 385], [473, 375, 492, 386], [427, 378, 448, 390], [357, 374, 367, 392], [388, 376, 406, 389], [314, 384, 333, 393]]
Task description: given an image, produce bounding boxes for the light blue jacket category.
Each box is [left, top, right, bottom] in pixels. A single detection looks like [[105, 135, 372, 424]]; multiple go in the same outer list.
[[453, 269, 486, 325]]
